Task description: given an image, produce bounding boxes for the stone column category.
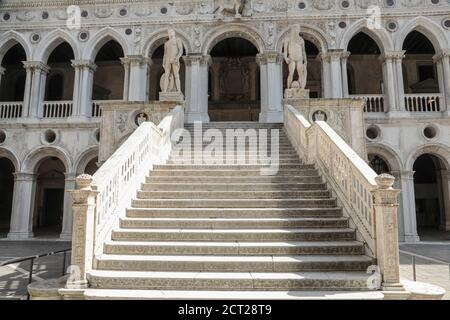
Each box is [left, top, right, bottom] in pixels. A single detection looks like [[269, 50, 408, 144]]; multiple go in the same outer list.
[[256, 52, 283, 123], [319, 53, 332, 98], [121, 55, 149, 102], [22, 61, 49, 118], [398, 170, 420, 242], [390, 170, 405, 242], [372, 174, 405, 294], [392, 51, 406, 113], [120, 57, 130, 101], [433, 49, 450, 113], [8, 173, 36, 240], [340, 51, 350, 97], [60, 173, 77, 240], [379, 52, 397, 113], [325, 49, 344, 98], [183, 54, 210, 123], [66, 175, 98, 289], [71, 60, 97, 119]]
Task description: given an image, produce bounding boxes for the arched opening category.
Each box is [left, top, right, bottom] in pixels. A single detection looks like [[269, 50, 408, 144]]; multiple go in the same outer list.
[[0, 43, 26, 102], [92, 40, 125, 100], [33, 157, 65, 237], [402, 31, 438, 94], [148, 43, 186, 101], [368, 154, 390, 174], [209, 37, 260, 121], [84, 157, 99, 175], [0, 157, 14, 237], [282, 38, 321, 98], [413, 154, 449, 239], [44, 42, 75, 101], [347, 32, 383, 95]]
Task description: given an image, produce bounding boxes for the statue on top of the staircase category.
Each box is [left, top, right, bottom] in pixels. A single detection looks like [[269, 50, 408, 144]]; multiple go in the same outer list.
[[282, 25, 310, 99], [159, 28, 184, 102]]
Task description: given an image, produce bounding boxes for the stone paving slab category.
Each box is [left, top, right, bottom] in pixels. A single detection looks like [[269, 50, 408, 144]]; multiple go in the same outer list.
[[0, 240, 71, 299], [399, 243, 450, 300]]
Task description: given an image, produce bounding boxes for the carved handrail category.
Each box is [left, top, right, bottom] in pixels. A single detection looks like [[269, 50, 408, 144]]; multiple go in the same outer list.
[[350, 94, 385, 112], [404, 93, 442, 112], [284, 105, 404, 291], [68, 105, 184, 288]]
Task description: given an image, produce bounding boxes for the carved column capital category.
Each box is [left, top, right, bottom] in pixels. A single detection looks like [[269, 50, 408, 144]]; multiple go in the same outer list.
[[432, 49, 450, 63], [71, 60, 97, 72], [256, 51, 283, 65], [13, 172, 36, 182], [22, 61, 50, 73], [379, 51, 405, 63], [183, 54, 211, 67]]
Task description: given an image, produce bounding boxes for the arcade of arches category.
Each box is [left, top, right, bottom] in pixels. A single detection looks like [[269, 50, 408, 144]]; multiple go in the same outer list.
[[1, 25, 450, 241]]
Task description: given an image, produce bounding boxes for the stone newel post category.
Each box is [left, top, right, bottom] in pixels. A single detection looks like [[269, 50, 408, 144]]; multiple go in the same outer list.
[[372, 174, 405, 292], [66, 174, 98, 289]]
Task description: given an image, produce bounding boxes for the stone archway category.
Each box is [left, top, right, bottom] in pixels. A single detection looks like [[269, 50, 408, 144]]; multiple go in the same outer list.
[[208, 37, 260, 121]]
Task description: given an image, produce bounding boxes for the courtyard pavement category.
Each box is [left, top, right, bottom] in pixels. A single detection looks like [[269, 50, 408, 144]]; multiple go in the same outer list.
[[0, 239, 448, 300], [0, 240, 71, 299]]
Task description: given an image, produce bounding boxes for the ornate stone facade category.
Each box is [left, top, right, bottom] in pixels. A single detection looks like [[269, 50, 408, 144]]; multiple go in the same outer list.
[[0, 0, 450, 243]]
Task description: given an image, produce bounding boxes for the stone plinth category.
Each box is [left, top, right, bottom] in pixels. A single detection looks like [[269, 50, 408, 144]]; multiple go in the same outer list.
[[28, 276, 68, 300], [283, 98, 366, 159], [98, 100, 183, 163], [159, 91, 184, 102], [284, 88, 310, 99]]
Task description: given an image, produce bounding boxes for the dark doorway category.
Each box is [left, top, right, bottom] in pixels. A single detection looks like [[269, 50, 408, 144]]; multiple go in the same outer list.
[[0, 157, 15, 237], [209, 37, 260, 121], [44, 42, 75, 101], [413, 154, 447, 238], [33, 157, 65, 237]]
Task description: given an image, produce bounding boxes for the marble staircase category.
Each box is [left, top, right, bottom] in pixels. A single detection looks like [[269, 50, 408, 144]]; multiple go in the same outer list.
[[85, 123, 378, 298]]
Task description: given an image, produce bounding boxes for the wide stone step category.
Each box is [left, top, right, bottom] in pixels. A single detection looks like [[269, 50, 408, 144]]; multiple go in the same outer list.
[[87, 270, 371, 291], [104, 240, 365, 256], [131, 198, 337, 208], [95, 254, 373, 272], [136, 190, 331, 200], [167, 158, 303, 165], [141, 182, 327, 191], [119, 217, 348, 229], [111, 228, 355, 241], [145, 176, 323, 183], [148, 169, 319, 177], [126, 207, 343, 218], [83, 289, 384, 300], [153, 164, 313, 170]]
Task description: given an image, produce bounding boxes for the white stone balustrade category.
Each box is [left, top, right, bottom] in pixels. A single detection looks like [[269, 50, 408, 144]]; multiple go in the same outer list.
[[404, 93, 442, 112], [42, 101, 73, 118], [67, 105, 184, 288], [0, 102, 23, 119], [351, 95, 385, 113], [284, 105, 404, 293]]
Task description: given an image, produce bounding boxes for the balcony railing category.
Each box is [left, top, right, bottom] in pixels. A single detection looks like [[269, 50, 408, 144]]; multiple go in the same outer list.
[[404, 94, 442, 112], [0, 102, 23, 119], [91, 101, 102, 118], [351, 94, 385, 112], [42, 101, 73, 118]]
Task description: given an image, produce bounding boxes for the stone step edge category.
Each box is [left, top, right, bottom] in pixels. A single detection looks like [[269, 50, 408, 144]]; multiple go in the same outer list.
[[83, 289, 384, 300]]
